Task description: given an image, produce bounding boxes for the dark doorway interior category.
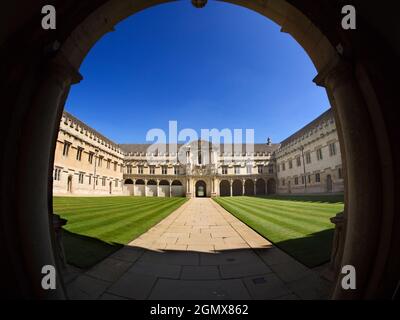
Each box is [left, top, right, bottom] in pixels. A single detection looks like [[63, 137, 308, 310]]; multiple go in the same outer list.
[[195, 180, 207, 198]]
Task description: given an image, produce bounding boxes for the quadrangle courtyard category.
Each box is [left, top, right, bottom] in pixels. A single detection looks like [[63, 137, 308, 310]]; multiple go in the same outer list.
[[54, 195, 344, 300]]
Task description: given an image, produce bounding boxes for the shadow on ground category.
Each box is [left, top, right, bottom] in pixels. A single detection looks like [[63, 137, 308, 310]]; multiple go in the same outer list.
[[64, 245, 333, 300], [275, 229, 334, 268], [62, 229, 122, 269]]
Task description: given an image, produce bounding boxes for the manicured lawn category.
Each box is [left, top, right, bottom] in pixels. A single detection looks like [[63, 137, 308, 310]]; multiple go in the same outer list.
[[53, 196, 187, 268], [214, 195, 344, 268]]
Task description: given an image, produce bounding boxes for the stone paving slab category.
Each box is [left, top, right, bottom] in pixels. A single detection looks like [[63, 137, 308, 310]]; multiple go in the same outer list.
[[148, 279, 252, 300], [66, 198, 332, 300]]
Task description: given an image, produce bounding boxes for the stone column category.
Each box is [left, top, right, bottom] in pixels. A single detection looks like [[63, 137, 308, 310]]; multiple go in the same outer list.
[[156, 179, 159, 197], [254, 179, 257, 196], [12, 55, 82, 299], [132, 179, 136, 196], [230, 179, 233, 197], [322, 212, 346, 282], [144, 179, 147, 197], [242, 179, 245, 196], [169, 179, 172, 197], [314, 57, 382, 299]]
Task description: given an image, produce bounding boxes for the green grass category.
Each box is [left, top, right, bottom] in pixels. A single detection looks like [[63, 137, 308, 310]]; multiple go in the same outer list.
[[53, 196, 187, 268], [214, 195, 344, 268]]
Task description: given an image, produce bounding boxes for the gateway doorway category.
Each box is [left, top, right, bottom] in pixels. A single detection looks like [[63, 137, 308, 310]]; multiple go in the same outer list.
[[195, 180, 207, 198]]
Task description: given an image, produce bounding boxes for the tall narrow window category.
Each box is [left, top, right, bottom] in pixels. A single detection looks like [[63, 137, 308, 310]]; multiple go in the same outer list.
[[288, 160, 293, 169], [305, 151, 311, 164], [174, 166, 179, 175], [62, 141, 71, 157], [234, 166, 240, 174], [222, 166, 228, 175], [138, 166, 143, 174], [246, 164, 252, 174], [88, 175, 92, 185], [268, 165, 274, 174], [78, 172, 84, 184], [338, 167, 343, 179], [296, 156, 301, 167], [114, 162, 117, 171], [102, 177, 106, 186], [150, 166, 155, 174], [316, 148, 323, 161], [98, 156, 103, 167], [282, 163, 286, 171], [54, 168, 61, 181], [107, 159, 111, 169], [162, 166, 167, 175], [329, 142, 337, 156], [88, 152, 94, 164], [258, 165, 263, 174], [294, 177, 299, 185], [76, 147, 83, 161], [315, 173, 321, 183]]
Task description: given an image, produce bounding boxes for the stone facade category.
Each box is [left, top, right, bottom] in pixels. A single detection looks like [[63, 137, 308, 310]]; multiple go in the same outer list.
[[53, 109, 343, 197], [53, 112, 126, 196], [275, 109, 344, 194]]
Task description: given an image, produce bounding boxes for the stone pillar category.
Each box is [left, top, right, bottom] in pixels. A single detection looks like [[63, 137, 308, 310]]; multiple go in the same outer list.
[[230, 179, 233, 197], [156, 179, 159, 197], [169, 179, 172, 198], [322, 212, 346, 282], [242, 179, 245, 196], [254, 179, 257, 196], [132, 179, 136, 196], [11, 55, 82, 299], [144, 179, 147, 197]]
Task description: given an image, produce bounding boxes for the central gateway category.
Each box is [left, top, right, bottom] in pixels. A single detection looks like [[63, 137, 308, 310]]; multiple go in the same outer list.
[[195, 180, 207, 198]]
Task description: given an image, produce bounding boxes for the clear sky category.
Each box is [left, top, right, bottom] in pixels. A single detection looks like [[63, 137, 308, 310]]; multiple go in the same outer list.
[[65, 0, 330, 144]]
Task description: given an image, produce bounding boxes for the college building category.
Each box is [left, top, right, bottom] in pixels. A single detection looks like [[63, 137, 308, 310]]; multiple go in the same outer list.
[[53, 109, 344, 197]]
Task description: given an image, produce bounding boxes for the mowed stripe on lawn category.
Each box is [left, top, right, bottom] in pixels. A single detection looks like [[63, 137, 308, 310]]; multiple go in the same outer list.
[[214, 196, 344, 267], [53, 197, 187, 244]]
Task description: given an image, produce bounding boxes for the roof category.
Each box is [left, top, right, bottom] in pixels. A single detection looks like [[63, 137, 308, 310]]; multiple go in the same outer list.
[[279, 108, 334, 148], [120, 141, 280, 154]]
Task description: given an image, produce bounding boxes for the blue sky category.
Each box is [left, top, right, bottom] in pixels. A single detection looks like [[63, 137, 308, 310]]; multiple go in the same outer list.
[[65, 0, 330, 144]]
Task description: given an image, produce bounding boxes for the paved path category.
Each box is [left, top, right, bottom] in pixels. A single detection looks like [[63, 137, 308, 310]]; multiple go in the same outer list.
[[66, 198, 331, 300]]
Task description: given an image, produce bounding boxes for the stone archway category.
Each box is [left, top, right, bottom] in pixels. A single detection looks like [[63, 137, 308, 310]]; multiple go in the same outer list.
[[124, 179, 133, 185], [219, 180, 230, 197], [244, 179, 254, 196], [267, 178, 277, 195], [195, 180, 207, 198], [232, 180, 242, 196], [1, 0, 398, 300], [256, 178, 266, 196]]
